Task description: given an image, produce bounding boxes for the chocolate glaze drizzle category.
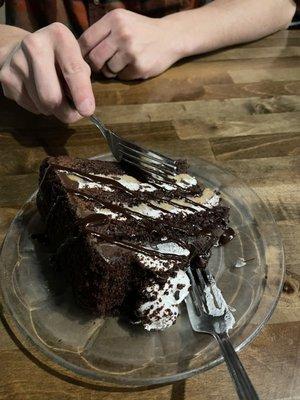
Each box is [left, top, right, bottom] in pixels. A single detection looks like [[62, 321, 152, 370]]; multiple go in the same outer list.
[[218, 227, 236, 245], [40, 160, 234, 264], [51, 164, 136, 196]]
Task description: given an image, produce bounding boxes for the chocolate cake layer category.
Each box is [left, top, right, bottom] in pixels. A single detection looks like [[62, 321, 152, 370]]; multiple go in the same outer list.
[[36, 156, 233, 330]]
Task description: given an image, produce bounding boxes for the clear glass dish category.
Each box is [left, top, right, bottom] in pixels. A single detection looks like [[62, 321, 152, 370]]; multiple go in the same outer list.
[[0, 154, 284, 387]]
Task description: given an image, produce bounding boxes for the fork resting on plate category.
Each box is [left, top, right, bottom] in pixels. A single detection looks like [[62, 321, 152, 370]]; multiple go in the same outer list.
[[186, 266, 259, 400]]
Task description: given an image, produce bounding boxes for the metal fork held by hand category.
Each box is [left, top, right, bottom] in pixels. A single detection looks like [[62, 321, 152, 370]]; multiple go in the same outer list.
[[65, 84, 179, 178], [185, 267, 259, 400], [89, 113, 179, 178]]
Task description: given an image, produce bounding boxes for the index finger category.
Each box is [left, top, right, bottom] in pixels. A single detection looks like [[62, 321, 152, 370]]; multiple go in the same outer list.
[[54, 30, 95, 117]]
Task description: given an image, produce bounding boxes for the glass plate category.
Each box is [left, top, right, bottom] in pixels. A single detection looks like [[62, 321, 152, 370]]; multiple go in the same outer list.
[[0, 154, 284, 387]]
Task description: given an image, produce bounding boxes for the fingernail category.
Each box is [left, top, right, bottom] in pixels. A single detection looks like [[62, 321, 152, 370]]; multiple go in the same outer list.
[[78, 98, 94, 116]]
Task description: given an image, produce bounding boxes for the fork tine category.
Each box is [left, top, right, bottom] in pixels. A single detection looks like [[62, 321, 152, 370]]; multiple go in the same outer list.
[[120, 143, 177, 172], [194, 268, 208, 289], [118, 139, 177, 169], [201, 268, 214, 285], [119, 146, 177, 176], [89, 113, 179, 175], [192, 269, 212, 315], [120, 153, 177, 181], [187, 267, 205, 315], [185, 294, 203, 331]]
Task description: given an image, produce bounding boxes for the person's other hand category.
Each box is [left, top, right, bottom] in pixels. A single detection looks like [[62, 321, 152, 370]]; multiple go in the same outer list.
[[79, 9, 182, 80], [0, 22, 95, 123]]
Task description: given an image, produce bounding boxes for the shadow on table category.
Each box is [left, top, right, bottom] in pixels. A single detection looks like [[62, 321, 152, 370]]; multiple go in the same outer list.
[[0, 90, 75, 157]]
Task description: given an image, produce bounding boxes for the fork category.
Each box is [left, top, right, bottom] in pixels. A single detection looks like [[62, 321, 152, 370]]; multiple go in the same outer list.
[[185, 266, 259, 400], [89, 114, 179, 178], [64, 85, 179, 177]]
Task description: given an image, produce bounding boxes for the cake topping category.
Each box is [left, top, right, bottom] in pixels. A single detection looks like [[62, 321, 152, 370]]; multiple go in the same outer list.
[[94, 173, 157, 192], [138, 269, 190, 331]]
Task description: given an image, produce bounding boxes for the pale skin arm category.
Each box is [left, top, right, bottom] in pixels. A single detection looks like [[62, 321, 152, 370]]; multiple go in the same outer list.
[[0, 0, 296, 119], [165, 0, 297, 56], [0, 23, 95, 122], [79, 0, 297, 80]]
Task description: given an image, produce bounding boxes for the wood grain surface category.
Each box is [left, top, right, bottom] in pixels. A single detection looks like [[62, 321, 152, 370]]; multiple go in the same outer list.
[[0, 30, 299, 400]]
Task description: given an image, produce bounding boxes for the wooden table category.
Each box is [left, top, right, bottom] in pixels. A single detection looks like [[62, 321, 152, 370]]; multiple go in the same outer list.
[[0, 30, 299, 400]]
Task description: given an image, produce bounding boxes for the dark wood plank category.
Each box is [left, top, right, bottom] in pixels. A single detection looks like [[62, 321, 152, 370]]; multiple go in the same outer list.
[[0, 29, 299, 400]]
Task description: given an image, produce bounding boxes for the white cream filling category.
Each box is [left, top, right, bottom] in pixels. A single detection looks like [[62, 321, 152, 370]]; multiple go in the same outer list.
[[150, 200, 194, 215], [93, 173, 157, 192], [139, 269, 190, 331], [63, 172, 114, 192], [154, 242, 190, 256], [204, 194, 220, 208], [123, 191, 220, 220], [124, 203, 164, 219], [136, 241, 189, 272], [154, 173, 197, 191], [171, 173, 198, 188], [61, 172, 220, 217], [154, 181, 178, 191], [149, 189, 220, 218], [187, 188, 220, 209], [171, 198, 204, 212], [136, 253, 176, 272], [93, 207, 127, 221]]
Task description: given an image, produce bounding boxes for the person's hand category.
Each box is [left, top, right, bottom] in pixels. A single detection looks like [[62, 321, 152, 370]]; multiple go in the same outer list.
[[0, 22, 95, 122], [79, 9, 183, 80]]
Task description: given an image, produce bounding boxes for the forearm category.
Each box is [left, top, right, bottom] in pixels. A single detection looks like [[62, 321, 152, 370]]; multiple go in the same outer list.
[[164, 0, 296, 58], [0, 25, 29, 67]]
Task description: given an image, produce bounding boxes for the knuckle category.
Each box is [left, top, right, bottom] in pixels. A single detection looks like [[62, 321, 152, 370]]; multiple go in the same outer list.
[[49, 22, 68, 37], [119, 28, 132, 43], [109, 8, 126, 22], [62, 60, 86, 76], [22, 34, 43, 53], [39, 92, 61, 110]]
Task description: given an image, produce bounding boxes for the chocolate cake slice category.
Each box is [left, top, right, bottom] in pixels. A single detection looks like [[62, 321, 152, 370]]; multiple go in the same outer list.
[[36, 156, 234, 330]]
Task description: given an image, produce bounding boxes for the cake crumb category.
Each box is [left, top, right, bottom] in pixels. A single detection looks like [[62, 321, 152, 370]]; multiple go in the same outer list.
[[233, 257, 246, 268]]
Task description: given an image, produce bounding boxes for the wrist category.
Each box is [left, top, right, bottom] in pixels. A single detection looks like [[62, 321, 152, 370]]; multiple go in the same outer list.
[[161, 12, 195, 60], [158, 15, 190, 61]]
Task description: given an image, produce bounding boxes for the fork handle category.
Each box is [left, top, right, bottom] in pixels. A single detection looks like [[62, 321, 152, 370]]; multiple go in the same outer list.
[[89, 114, 111, 141], [214, 332, 259, 400], [61, 77, 110, 141]]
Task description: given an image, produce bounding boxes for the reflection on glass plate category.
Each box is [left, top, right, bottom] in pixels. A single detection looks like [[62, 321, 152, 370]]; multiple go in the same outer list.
[[0, 155, 284, 387]]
